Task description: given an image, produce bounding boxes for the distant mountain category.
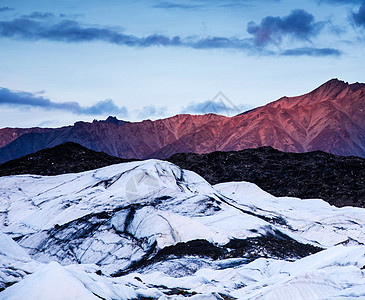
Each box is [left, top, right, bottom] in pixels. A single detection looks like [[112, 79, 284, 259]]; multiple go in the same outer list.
[[1, 142, 364, 208], [151, 78, 365, 159], [0, 78, 364, 163], [0, 114, 225, 163], [0, 127, 54, 148]]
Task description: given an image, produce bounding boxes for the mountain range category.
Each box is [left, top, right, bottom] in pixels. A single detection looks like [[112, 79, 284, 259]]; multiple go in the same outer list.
[[0, 78, 364, 164]]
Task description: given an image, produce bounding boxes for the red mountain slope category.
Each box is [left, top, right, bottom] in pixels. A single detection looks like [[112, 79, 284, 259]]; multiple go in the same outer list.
[[150, 79, 365, 158], [0, 78, 364, 163]]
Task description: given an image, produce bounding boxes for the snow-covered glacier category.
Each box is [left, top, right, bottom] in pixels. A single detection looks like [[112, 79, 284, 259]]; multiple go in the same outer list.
[[0, 160, 364, 299]]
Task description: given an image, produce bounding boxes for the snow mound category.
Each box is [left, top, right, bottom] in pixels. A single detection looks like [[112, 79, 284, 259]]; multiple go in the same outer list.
[[0, 231, 30, 261], [215, 181, 365, 246], [0, 262, 99, 300]]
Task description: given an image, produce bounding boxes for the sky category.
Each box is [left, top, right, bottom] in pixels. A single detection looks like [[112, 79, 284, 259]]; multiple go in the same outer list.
[[0, 0, 364, 128]]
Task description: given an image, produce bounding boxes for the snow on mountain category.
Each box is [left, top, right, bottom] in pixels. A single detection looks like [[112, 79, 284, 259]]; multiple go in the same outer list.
[[0, 160, 364, 299]]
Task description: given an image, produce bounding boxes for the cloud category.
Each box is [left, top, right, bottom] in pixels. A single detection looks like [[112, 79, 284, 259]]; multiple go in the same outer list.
[[192, 36, 252, 50], [0, 87, 128, 116], [21, 12, 55, 19], [0, 17, 179, 45], [137, 105, 168, 119], [0, 15, 340, 56], [247, 9, 325, 46], [352, 1, 365, 27], [0, 87, 173, 120], [0, 16, 251, 49], [0, 7, 14, 12], [315, 0, 363, 4], [153, 0, 280, 10], [153, 2, 206, 10], [181, 97, 250, 116], [216, 0, 280, 8], [39, 120, 61, 127], [59, 13, 84, 19], [281, 47, 341, 56]]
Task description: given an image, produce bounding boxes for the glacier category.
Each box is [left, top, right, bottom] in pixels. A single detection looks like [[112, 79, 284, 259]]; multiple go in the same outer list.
[[0, 160, 364, 299]]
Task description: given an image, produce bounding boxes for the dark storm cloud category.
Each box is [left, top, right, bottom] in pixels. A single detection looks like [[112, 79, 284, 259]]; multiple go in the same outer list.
[[352, 1, 365, 27], [247, 9, 325, 46], [0, 7, 14, 12], [0, 87, 128, 116], [281, 47, 341, 56], [0, 15, 340, 56]]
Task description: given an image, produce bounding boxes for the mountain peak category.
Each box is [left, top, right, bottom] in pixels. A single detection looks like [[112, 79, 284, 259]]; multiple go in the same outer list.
[[312, 78, 365, 97], [315, 78, 348, 92], [326, 78, 345, 84], [281, 78, 363, 106], [105, 116, 126, 125], [94, 116, 129, 126]]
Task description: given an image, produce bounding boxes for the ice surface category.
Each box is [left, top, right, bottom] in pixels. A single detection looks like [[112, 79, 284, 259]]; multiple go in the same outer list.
[[0, 262, 101, 300], [0, 159, 364, 299], [215, 181, 365, 247]]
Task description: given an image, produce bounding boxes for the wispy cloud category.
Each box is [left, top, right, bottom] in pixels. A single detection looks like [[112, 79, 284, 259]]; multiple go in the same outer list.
[[153, 0, 279, 10], [0, 87, 128, 116], [0, 16, 251, 49], [181, 99, 250, 116], [0, 7, 14, 12], [38, 120, 62, 127], [137, 105, 168, 119], [215, 0, 280, 8], [59, 13, 84, 19], [281, 47, 341, 56], [315, 0, 363, 5], [247, 9, 325, 46], [352, 1, 365, 27], [153, 2, 206, 10], [21, 12, 55, 19], [0, 14, 340, 57]]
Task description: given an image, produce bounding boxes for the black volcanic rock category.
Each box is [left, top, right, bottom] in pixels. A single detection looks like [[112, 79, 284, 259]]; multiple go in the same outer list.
[[0, 142, 132, 177], [113, 234, 322, 276], [167, 147, 365, 208], [0, 142, 364, 208]]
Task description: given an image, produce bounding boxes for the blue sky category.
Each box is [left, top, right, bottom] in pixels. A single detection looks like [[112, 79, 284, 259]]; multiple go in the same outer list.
[[0, 0, 364, 127]]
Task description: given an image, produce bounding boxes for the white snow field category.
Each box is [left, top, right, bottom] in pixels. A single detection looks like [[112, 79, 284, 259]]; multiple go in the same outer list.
[[0, 160, 364, 299]]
